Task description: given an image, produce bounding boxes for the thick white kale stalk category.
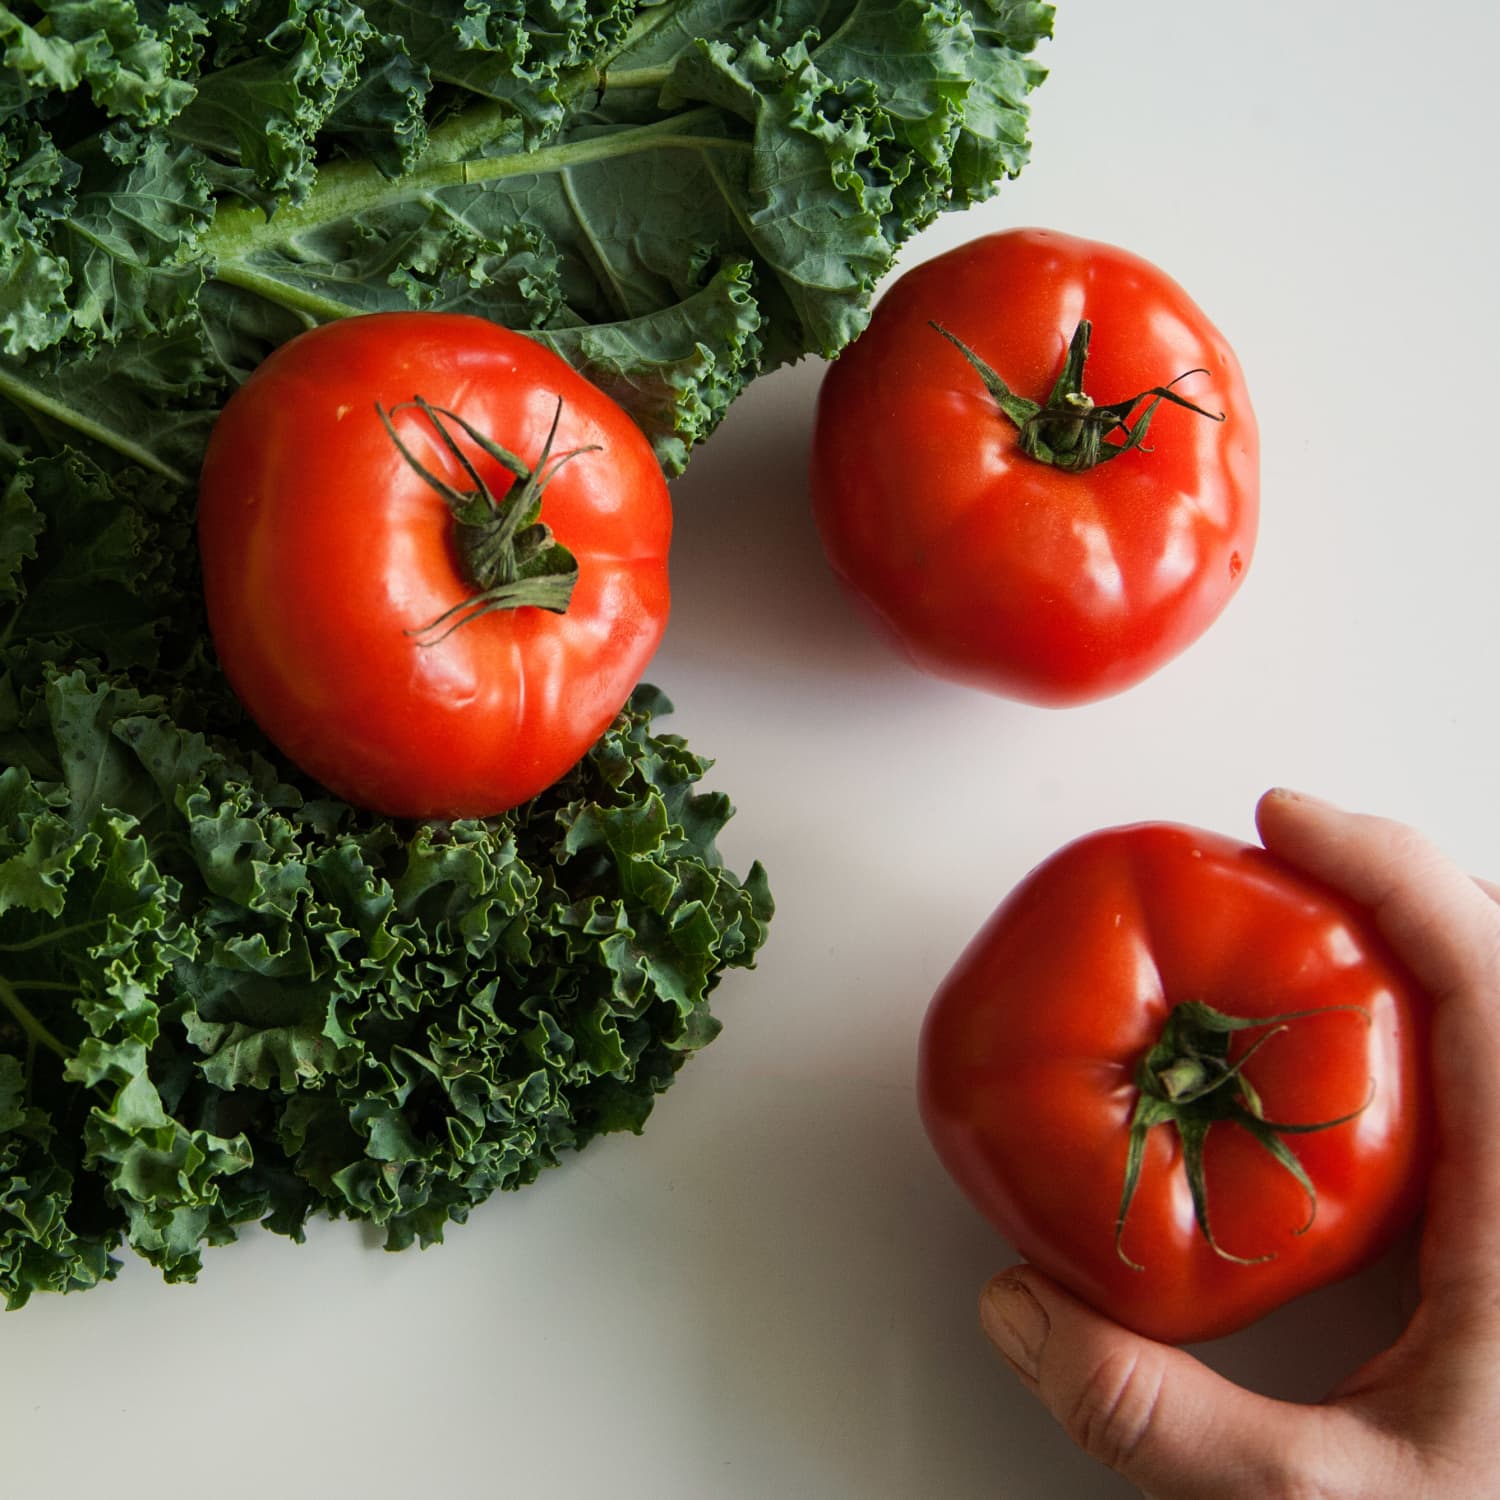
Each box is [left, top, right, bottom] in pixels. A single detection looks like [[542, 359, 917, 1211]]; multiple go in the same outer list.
[[0, 0, 1050, 1307], [0, 0, 1052, 476]]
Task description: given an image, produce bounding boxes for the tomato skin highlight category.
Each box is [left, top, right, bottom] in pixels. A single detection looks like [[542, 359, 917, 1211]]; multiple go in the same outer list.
[[197, 312, 671, 820], [917, 822, 1432, 1345], [810, 228, 1259, 706]]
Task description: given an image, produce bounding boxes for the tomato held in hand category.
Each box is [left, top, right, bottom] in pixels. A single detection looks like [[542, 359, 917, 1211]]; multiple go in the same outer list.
[[198, 312, 671, 820], [810, 229, 1258, 705], [918, 823, 1431, 1345]]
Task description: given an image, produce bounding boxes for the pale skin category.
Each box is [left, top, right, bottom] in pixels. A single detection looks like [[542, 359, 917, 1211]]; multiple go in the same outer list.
[[978, 788, 1500, 1499]]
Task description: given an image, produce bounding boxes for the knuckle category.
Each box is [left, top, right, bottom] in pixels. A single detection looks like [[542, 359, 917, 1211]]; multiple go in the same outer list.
[[1062, 1349, 1165, 1474]]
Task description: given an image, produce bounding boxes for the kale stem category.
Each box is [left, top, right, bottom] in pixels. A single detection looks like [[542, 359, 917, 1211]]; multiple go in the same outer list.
[[0, 976, 73, 1063], [207, 264, 363, 324], [205, 108, 744, 264], [0, 919, 108, 954], [0, 599, 23, 652], [0, 364, 192, 487], [604, 65, 674, 90]]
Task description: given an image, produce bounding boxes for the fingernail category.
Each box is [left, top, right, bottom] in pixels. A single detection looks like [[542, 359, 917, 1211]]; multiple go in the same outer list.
[[1266, 786, 1333, 807], [979, 1275, 1050, 1381]]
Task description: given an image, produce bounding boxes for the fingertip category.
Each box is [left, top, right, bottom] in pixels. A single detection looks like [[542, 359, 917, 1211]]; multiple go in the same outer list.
[[979, 1271, 1050, 1384], [1255, 786, 1345, 852], [981, 1265, 1318, 1492], [1257, 785, 1335, 818], [1262, 786, 1311, 804], [984, 1262, 1034, 1293]]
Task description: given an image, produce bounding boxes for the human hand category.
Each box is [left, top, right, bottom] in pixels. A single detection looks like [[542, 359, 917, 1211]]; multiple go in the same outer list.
[[977, 788, 1500, 1499]]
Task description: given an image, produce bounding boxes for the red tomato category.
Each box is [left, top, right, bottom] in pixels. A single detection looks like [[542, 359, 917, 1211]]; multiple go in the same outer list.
[[918, 822, 1431, 1344], [198, 312, 671, 820], [809, 228, 1259, 705]]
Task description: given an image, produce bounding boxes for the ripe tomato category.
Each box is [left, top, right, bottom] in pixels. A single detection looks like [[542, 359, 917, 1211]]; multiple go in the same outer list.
[[918, 822, 1431, 1344], [198, 312, 671, 820], [809, 228, 1259, 705]]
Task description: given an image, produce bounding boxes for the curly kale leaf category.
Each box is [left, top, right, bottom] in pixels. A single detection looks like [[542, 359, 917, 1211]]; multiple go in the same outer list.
[[0, 0, 1052, 476], [0, 446, 771, 1308], [0, 656, 773, 1302]]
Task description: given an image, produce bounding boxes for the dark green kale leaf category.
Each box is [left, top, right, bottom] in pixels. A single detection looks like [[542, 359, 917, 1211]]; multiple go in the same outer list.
[[0, 448, 771, 1307], [0, 0, 1052, 477]]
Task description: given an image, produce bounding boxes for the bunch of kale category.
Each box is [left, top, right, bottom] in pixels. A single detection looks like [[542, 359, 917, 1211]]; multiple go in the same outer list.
[[0, 0, 1052, 474], [0, 0, 1050, 1305]]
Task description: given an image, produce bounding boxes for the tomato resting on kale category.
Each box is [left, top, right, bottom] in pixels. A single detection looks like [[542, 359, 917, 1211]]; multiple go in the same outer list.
[[198, 312, 672, 820], [809, 228, 1259, 706], [917, 821, 1432, 1344]]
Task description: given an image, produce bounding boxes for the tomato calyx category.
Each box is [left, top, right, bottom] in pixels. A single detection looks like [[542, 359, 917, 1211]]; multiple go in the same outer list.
[[1115, 1000, 1374, 1271], [376, 395, 599, 644], [930, 320, 1225, 474]]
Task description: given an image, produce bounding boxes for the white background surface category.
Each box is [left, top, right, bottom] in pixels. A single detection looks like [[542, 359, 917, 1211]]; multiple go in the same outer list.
[[4, 3, 1499, 1497]]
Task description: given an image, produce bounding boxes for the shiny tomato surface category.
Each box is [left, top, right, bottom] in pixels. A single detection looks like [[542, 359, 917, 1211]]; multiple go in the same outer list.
[[198, 312, 671, 819], [918, 822, 1432, 1344], [810, 229, 1259, 705]]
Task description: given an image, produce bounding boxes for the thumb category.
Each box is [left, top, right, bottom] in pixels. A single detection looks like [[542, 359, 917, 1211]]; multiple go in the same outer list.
[[980, 1268, 1327, 1499]]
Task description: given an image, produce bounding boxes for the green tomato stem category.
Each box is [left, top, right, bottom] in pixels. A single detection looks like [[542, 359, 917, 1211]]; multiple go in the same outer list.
[[1115, 999, 1374, 1271], [930, 320, 1226, 473], [378, 396, 592, 642]]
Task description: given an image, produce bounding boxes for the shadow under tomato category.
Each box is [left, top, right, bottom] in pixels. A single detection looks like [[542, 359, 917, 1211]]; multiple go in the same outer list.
[[658, 358, 918, 691]]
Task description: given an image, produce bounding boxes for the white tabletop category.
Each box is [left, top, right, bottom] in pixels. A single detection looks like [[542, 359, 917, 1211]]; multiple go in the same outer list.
[[6, 3, 1497, 1497]]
